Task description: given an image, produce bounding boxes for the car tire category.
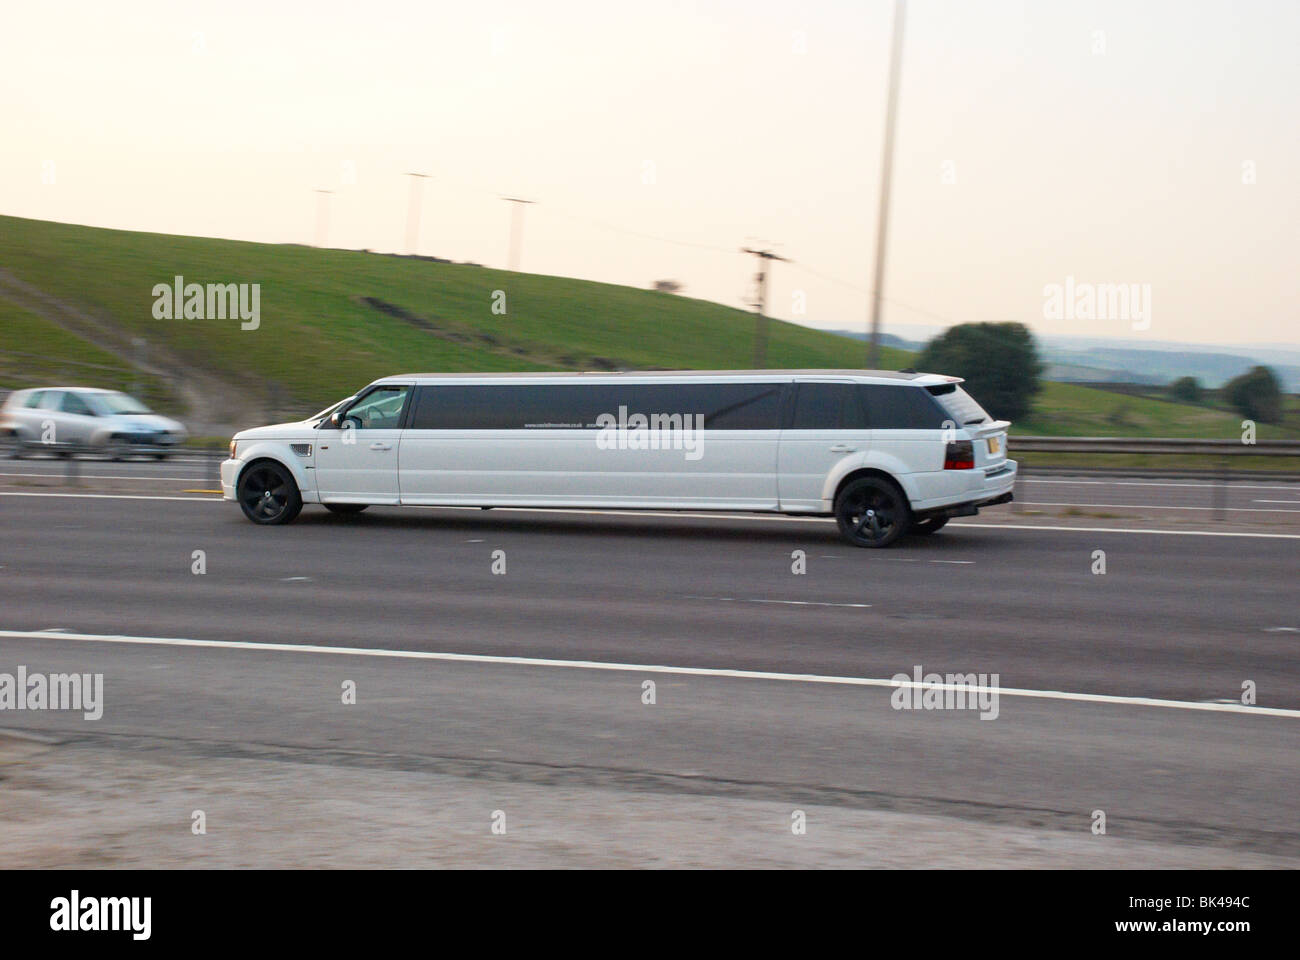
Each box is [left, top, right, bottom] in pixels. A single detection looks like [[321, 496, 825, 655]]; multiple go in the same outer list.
[[237, 460, 303, 525], [323, 503, 368, 515], [909, 516, 950, 536], [834, 476, 910, 548]]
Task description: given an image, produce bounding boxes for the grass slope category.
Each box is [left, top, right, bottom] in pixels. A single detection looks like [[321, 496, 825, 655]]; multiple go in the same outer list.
[[0, 215, 906, 413], [0, 215, 1295, 443]]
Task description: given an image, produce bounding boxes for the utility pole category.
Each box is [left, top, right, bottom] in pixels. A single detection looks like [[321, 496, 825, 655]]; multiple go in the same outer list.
[[867, 0, 906, 369], [741, 246, 791, 368], [404, 173, 431, 255], [501, 197, 535, 271], [313, 189, 333, 248]]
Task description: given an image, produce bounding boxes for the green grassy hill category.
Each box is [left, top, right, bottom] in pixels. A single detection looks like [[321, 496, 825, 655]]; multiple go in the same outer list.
[[1, 214, 1295, 443], [0, 215, 906, 421]]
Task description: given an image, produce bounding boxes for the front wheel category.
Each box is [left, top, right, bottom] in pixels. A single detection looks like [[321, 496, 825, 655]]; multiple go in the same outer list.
[[909, 516, 950, 536], [323, 503, 368, 515], [834, 476, 909, 548], [237, 461, 303, 525]]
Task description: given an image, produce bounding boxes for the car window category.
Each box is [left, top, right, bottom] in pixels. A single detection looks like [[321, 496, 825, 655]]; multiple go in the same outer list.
[[23, 391, 45, 408], [409, 382, 785, 430], [94, 392, 152, 415], [925, 383, 993, 426], [343, 386, 409, 429], [791, 383, 867, 430], [860, 384, 949, 429], [39, 391, 63, 411], [60, 392, 94, 416]]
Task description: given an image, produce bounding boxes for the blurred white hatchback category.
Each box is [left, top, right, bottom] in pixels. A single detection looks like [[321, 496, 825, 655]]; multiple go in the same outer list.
[[0, 387, 188, 460]]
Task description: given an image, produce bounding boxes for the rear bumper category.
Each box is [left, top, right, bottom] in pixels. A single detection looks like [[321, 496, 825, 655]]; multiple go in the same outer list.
[[913, 459, 1017, 520]]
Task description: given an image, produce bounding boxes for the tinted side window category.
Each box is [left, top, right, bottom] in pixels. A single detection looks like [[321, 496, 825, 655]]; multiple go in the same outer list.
[[860, 384, 948, 429], [674, 383, 782, 429], [410, 385, 600, 429], [410, 383, 784, 430], [791, 383, 868, 430], [24, 391, 45, 408]]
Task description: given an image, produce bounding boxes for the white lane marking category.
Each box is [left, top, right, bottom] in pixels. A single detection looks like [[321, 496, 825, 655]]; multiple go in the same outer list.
[[1023, 479, 1300, 491], [2, 492, 1299, 539], [949, 523, 1300, 540], [0, 492, 220, 502], [1024, 496, 1300, 512], [1264, 627, 1299, 633], [0, 472, 210, 482], [1022, 501, 1300, 513], [684, 596, 872, 608], [2, 629, 1298, 719]]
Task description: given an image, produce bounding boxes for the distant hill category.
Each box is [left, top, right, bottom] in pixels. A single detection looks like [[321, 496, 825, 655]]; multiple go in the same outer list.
[[1040, 345, 1300, 391]]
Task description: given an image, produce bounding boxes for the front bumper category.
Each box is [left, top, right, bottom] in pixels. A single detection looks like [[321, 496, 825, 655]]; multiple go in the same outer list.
[[220, 458, 240, 500]]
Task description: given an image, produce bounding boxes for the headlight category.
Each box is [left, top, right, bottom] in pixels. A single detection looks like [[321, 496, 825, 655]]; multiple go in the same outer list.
[[229, 440, 238, 459]]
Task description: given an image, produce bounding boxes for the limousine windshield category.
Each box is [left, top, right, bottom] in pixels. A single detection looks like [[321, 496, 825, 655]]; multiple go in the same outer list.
[[221, 371, 1017, 547]]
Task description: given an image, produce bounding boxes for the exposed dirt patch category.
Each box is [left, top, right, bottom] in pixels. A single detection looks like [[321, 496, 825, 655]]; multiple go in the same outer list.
[[356, 296, 627, 371]]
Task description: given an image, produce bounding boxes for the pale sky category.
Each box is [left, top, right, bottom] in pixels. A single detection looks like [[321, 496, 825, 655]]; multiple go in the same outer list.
[[2, 0, 1297, 346]]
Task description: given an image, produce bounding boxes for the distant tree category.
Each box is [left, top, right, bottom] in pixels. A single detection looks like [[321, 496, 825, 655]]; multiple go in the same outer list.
[[653, 280, 683, 294], [917, 322, 1043, 421], [1169, 376, 1203, 404], [1223, 365, 1284, 424]]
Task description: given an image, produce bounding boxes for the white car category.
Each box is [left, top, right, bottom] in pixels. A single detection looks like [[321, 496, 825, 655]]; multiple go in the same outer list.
[[0, 387, 188, 460], [222, 370, 1015, 547]]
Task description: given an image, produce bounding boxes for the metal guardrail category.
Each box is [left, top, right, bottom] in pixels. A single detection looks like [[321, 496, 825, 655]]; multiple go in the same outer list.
[[1008, 435, 1300, 520], [1010, 436, 1300, 456]]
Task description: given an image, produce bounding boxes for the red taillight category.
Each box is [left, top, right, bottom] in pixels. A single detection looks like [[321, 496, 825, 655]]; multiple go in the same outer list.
[[944, 440, 974, 470]]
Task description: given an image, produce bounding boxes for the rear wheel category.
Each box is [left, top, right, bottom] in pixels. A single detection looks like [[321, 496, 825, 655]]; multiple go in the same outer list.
[[909, 516, 950, 536], [834, 476, 909, 548], [237, 461, 303, 525], [323, 503, 368, 515]]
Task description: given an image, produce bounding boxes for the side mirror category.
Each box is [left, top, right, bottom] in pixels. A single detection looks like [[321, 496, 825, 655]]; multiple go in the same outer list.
[[328, 410, 343, 428]]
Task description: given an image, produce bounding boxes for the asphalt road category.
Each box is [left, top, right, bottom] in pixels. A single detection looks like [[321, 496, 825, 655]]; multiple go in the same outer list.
[[1, 494, 1298, 860]]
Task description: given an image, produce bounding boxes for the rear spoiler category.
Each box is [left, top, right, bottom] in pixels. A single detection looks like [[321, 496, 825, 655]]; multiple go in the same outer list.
[[967, 420, 1011, 438]]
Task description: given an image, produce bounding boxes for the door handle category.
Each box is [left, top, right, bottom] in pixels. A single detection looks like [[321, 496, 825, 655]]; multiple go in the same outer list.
[[829, 444, 856, 453], [369, 442, 392, 451]]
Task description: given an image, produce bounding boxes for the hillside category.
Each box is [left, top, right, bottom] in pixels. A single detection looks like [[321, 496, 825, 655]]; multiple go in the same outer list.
[[0, 215, 906, 430], [0, 214, 1295, 442]]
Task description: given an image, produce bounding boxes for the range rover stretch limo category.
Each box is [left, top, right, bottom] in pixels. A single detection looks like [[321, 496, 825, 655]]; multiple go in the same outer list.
[[221, 370, 1016, 547]]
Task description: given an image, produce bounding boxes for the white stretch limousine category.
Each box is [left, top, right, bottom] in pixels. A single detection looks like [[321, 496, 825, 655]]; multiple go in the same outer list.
[[221, 370, 1016, 546]]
